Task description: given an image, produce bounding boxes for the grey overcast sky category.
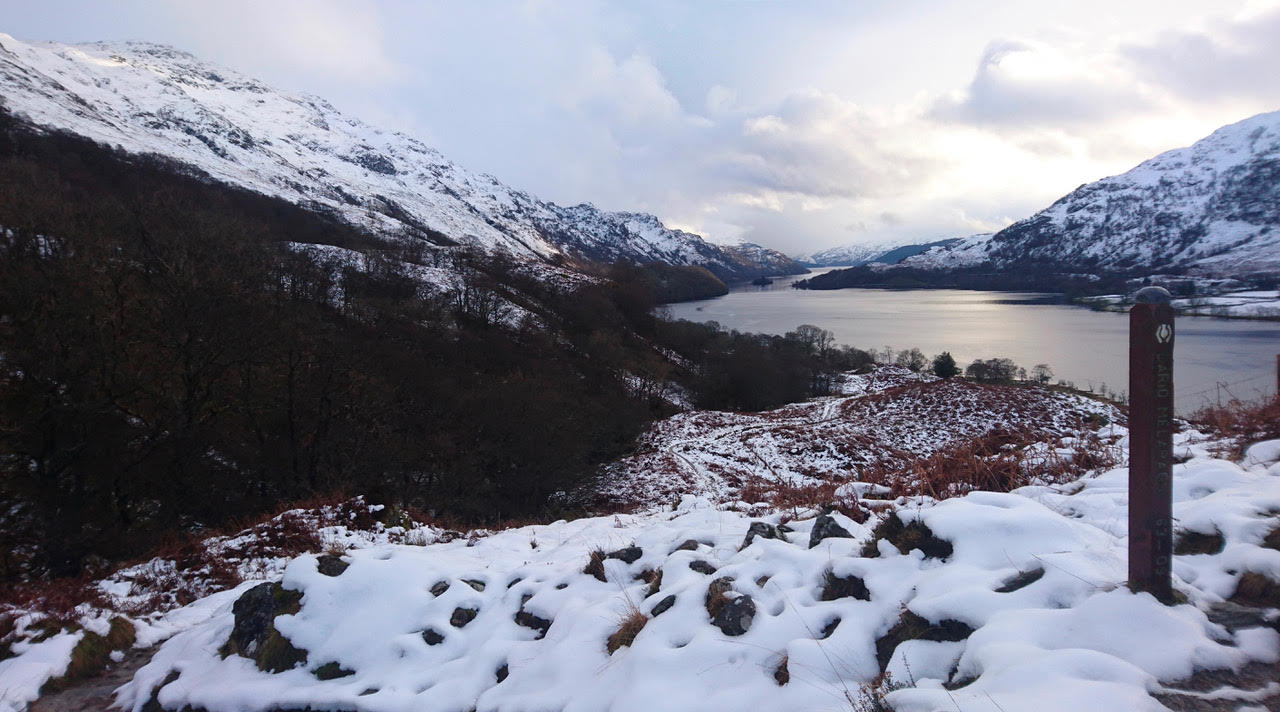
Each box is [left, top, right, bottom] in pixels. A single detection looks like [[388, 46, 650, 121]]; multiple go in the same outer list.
[[3, 1, 1279, 254]]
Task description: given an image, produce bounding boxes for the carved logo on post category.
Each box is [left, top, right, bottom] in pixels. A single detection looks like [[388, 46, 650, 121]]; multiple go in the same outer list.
[[1155, 324, 1173, 343]]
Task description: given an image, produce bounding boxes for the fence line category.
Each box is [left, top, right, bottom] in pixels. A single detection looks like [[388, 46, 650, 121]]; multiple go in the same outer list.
[[1173, 370, 1275, 412]]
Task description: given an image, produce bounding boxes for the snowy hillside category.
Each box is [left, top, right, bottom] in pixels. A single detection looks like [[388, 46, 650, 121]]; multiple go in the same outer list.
[[725, 241, 812, 276], [798, 238, 967, 268], [796, 241, 905, 267], [905, 112, 1280, 277], [898, 233, 994, 270], [794, 239, 958, 268], [589, 367, 1122, 509], [6, 429, 1280, 711], [0, 34, 801, 281], [4, 369, 1278, 711]]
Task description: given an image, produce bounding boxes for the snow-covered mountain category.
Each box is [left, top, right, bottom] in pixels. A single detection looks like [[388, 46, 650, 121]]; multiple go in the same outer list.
[[898, 233, 994, 270], [796, 238, 962, 267], [0, 34, 802, 282], [724, 241, 810, 276], [795, 241, 905, 267], [905, 111, 1280, 277]]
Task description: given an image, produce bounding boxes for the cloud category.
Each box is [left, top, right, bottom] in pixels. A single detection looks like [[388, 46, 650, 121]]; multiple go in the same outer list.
[[931, 39, 1159, 128], [7, 0, 1277, 257], [723, 91, 938, 200], [1120, 4, 1280, 103], [163, 0, 399, 85]]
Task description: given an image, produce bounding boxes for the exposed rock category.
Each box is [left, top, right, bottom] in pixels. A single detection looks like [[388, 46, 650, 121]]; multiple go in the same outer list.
[[139, 670, 180, 712], [689, 559, 717, 575], [820, 617, 841, 639], [651, 595, 677, 617], [606, 546, 643, 564], [874, 611, 974, 672], [463, 579, 486, 592], [314, 661, 355, 680], [315, 555, 349, 577], [496, 664, 509, 683], [219, 582, 308, 673], [706, 576, 755, 636], [741, 522, 780, 549], [672, 539, 700, 553], [1175, 530, 1226, 556], [808, 514, 853, 549], [995, 567, 1045, 593], [430, 580, 450, 597], [1206, 600, 1280, 634], [450, 607, 478, 628], [353, 151, 397, 176], [1264, 526, 1280, 552], [1231, 572, 1280, 608], [514, 610, 552, 639], [711, 594, 756, 637], [39, 617, 137, 693], [421, 629, 445, 645], [820, 570, 869, 601]]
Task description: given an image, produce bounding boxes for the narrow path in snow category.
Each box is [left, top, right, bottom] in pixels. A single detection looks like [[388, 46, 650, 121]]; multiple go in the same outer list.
[[1153, 601, 1280, 711], [30, 646, 155, 712]]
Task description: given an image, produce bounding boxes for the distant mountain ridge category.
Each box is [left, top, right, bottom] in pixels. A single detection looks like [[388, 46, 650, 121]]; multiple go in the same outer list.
[[795, 238, 962, 267], [901, 111, 1280, 278], [0, 34, 803, 282]]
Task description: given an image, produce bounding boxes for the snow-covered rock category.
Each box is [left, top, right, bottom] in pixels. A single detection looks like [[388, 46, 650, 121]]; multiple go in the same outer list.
[[0, 34, 801, 282]]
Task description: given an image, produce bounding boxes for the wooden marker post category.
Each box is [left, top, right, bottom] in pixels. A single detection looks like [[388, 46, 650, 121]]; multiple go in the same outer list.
[[1129, 286, 1175, 603]]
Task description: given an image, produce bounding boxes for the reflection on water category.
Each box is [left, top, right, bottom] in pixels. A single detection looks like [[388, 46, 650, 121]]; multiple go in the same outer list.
[[666, 272, 1279, 414]]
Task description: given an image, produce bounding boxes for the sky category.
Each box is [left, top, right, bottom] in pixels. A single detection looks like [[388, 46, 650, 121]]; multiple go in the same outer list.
[[4, 0, 1279, 255]]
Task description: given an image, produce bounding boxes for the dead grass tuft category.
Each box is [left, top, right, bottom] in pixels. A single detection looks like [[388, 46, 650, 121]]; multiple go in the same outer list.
[[862, 427, 1121, 500], [852, 672, 906, 712], [861, 513, 952, 559], [605, 604, 648, 654], [1191, 395, 1280, 458], [583, 549, 607, 582], [737, 476, 871, 523], [0, 576, 110, 628], [773, 654, 790, 685]]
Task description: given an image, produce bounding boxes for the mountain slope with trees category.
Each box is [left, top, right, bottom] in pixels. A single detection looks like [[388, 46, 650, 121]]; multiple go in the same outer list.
[[0, 34, 803, 286]]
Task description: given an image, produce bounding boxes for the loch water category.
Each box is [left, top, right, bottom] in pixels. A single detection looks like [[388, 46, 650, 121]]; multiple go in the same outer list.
[[666, 271, 1279, 414]]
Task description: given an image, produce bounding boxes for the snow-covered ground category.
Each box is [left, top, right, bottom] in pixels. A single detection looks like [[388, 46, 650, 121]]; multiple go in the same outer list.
[[89, 437, 1280, 712], [2, 379, 1278, 712], [0, 499, 455, 712]]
